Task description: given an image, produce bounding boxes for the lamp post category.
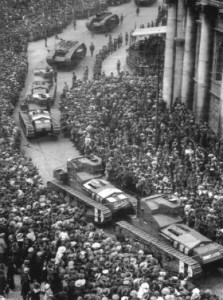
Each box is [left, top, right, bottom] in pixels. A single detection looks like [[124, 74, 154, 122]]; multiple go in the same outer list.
[[155, 38, 161, 149]]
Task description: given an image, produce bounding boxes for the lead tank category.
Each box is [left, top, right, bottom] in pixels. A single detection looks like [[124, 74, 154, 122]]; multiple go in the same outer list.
[[47, 39, 87, 68]]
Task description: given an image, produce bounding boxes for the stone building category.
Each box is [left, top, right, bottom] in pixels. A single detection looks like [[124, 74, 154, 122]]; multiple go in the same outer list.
[[163, 0, 223, 136]]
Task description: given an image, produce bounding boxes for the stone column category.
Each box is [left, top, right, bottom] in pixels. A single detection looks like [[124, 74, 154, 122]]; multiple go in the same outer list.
[[163, 0, 177, 107], [219, 72, 223, 137], [173, 0, 185, 102], [181, 4, 196, 108], [196, 11, 212, 121]]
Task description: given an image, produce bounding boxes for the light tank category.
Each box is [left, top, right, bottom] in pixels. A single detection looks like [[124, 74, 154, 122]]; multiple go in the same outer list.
[[19, 102, 60, 138], [26, 67, 56, 107], [86, 11, 119, 33], [46, 39, 87, 68]]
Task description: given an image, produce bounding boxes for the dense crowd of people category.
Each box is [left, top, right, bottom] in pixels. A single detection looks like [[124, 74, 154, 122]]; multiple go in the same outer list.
[[127, 36, 165, 76], [0, 0, 222, 299], [74, 0, 107, 19], [127, 5, 166, 76], [60, 72, 223, 244]]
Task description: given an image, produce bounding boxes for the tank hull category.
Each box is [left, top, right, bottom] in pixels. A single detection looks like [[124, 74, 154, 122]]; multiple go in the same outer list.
[[46, 43, 87, 69], [19, 109, 60, 139], [86, 13, 119, 33]]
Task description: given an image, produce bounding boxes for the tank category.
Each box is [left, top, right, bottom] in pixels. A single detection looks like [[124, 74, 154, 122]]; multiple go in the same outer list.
[[107, 0, 131, 5], [26, 67, 56, 106], [135, 0, 157, 6], [86, 11, 119, 33], [19, 102, 60, 138], [46, 39, 87, 68], [129, 194, 223, 267], [48, 155, 136, 223]]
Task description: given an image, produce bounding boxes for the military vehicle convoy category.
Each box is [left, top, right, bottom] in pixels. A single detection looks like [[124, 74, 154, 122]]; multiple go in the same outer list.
[[46, 39, 87, 68], [135, 0, 157, 5], [115, 194, 223, 276], [86, 11, 119, 33], [47, 155, 223, 278], [19, 102, 60, 138], [26, 67, 56, 107]]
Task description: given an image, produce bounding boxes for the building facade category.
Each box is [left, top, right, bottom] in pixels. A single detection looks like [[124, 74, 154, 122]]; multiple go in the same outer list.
[[163, 0, 223, 137]]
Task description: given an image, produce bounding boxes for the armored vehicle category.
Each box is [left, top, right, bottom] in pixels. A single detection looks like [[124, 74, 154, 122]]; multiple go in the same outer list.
[[47, 156, 223, 278], [135, 0, 157, 5], [26, 67, 56, 106], [46, 39, 87, 68], [19, 102, 60, 138], [86, 11, 119, 33], [116, 194, 223, 276], [48, 155, 136, 222], [107, 0, 131, 5]]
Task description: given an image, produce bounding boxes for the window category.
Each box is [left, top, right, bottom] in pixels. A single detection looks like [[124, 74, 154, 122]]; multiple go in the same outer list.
[[215, 41, 223, 81]]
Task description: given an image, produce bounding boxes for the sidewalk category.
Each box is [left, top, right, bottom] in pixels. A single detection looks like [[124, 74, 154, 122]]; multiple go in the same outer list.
[[102, 44, 132, 76]]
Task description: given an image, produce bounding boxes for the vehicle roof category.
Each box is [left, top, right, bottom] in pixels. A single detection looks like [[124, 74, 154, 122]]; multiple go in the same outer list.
[[152, 214, 181, 229], [84, 179, 130, 201], [141, 194, 181, 213], [31, 114, 51, 121], [161, 224, 211, 250]]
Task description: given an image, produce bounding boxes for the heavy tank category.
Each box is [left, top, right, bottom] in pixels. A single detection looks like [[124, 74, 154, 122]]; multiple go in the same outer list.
[[47, 39, 87, 68], [26, 67, 56, 106], [19, 102, 60, 138], [86, 11, 119, 33], [135, 0, 157, 6]]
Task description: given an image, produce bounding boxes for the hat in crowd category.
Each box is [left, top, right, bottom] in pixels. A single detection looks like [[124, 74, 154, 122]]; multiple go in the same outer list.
[[24, 267, 30, 273], [75, 279, 86, 288], [16, 233, 24, 242]]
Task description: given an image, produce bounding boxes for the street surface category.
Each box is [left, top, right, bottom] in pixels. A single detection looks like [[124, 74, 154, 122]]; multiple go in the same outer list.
[[16, 0, 162, 184], [11, 0, 223, 298]]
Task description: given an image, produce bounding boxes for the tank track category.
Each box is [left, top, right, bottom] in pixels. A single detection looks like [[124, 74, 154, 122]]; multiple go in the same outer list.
[[19, 113, 35, 138]]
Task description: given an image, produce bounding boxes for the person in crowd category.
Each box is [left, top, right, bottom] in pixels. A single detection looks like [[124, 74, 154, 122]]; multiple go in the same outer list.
[[90, 42, 95, 56]]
